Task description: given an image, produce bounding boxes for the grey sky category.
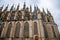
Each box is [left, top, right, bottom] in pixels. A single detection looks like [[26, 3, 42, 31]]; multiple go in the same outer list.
[[0, 0, 60, 32]]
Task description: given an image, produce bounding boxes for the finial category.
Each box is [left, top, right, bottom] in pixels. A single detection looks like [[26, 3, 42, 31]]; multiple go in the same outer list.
[[34, 4, 36, 8], [47, 9, 50, 13], [26, 7, 29, 11], [0, 5, 4, 10], [47, 9, 51, 15], [43, 8, 45, 13], [4, 4, 9, 11], [30, 5, 32, 12], [35, 5, 39, 10], [10, 4, 14, 11], [36, 6, 40, 12], [34, 4, 37, 12], [23, 2, 26, 9], [17, 3, 20, 10]]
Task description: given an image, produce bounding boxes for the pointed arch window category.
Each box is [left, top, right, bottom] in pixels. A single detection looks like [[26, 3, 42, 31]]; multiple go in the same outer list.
[[52, 26, 56, 37], [43, 25, 48, 38], [34, 22, 38, 35], [14, 22, 20, 38], [24, 22, 29, 38], [0, 23, 5, 37], [6, 22, 12, 37]]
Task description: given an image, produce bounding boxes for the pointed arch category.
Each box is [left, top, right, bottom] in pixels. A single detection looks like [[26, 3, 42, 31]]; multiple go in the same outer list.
[[24, 22, 29, 38], [6, 22, 12, 37], [34, 22, 38, 35], [14, 22, 20, 38]]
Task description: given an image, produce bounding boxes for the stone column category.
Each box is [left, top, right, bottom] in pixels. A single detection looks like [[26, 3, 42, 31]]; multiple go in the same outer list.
[[39, 20, 45, 40], [29, 20, 33, 40], [10, 22, 16, 38], [38, 20, 41, 40]]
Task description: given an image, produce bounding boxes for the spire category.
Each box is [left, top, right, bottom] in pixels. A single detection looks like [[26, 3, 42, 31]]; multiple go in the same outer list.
[[17, 3, 20, 10], [47, 9, 51, 15], [36, 6, 40, 13], [37, 6, 39, 10], [10, 4, 14, 11], [37, 6, 40, 11], [43, 8, 45, 13], [26, 7, 29, 12], [34, 4, 37, 13], [30, 5, 32, 12], [0, 5, 4, 11], [47, 9, 50, 13], [34, 4, 36, 10], [3, 4, 9, 11], [23, 2, 26, 9]]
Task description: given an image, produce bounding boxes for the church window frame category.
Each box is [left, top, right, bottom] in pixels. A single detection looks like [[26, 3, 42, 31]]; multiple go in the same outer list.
[[14, 22, 20, 38], [24, 22, 29, 38], [34, 22, 38, 35]]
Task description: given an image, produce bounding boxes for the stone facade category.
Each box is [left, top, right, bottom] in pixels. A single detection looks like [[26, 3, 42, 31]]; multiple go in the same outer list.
[[0, 3, 59, 40]]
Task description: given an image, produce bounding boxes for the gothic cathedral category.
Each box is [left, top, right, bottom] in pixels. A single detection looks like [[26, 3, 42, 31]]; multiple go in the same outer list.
[[0, 2, 59, 40]]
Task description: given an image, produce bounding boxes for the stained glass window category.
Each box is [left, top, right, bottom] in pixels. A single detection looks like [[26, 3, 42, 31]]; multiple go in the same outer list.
[[14, 22, 20, 38], [24, 22, 29, 38], [34, 22, 38, 35]]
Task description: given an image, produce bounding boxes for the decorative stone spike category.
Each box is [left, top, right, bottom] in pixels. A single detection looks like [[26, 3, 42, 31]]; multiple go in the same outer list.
[[3, 4, 9, 12], [23, 2, 26, 9], [10, 4, 14, 11]]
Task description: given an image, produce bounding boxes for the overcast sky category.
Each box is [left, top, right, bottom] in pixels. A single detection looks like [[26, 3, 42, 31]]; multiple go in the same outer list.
[[0, 0, 60, 32]]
